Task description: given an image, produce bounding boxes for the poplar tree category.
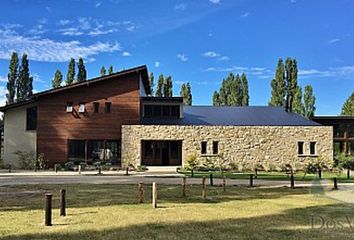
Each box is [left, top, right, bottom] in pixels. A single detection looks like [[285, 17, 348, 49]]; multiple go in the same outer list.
[[241, 73, 249, 106], [212, 91, 220, 106], [164, 76, 173, 97], [292, 86, 304, 115], [303, 85, 316, 118], [66, 58, 75, 85], [148, 72, 154, 95], [100, 66, 106, 76], [52, 70, 63, 88], [341, 91, 354, 116], [155, 74, 164, 97], [285, 58, 298, 102], [269, 59, 286, 106], [108, 65, 114, 75], [77, 58, 87, 82], [180, 82, 192, 105], [17, 53, 33, 101], [6, 52, 18, 104]]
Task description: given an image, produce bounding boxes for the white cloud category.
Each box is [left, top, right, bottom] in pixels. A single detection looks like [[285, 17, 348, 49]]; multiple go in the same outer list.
[[0, 86, 7, 107], [126, 25, 136, 32], [58, 19, 71, 26], [95, 1, 102, 8], [177, 53, 188, 62], [155, 62, 160, 68], [0, 27, 121, 62], [328, 38, 340, 44], [0, 76, 7, 82], [218, 56, 230, 61], [38, 18, 48, 25], [241, 12, 250, 18], [299, 66, 354, 78], [28, 24, 47, 35], [122, 51, 131, 57], [203, 51, 220, 58], [209, 0, 220, 4], [290, 0, 297, 3], [175, 80, 185, 85], [203, 65, 272, 78], [174, 3, 187, 11]]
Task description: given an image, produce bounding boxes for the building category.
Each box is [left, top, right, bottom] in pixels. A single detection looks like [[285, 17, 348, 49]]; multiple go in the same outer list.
[[0, 65, 333, 169]]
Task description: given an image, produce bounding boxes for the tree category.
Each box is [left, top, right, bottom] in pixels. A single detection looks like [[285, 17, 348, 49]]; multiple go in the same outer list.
[[108, 65, 114, 75], [185, 153, 199, 177], [77, 58, 87, 82], [148, 72, 154, 95], [303, 85, 316, 118], [269, 59, 286, 106], [212, 91, 220, 106], [292, 86, 304, 115], [285, 58, 298, 106], [180, 82, 192, 105], [155, 74, 164, 97], [341, 91, 354, 116], [6, 52, 18, 105], [164, 76, 173, 97], [52, 70, 63, 88], [66, 58, 75, 85], [241, 73, 249, 106], [17, 53, 33, 101], [100, 66, 106, 76]]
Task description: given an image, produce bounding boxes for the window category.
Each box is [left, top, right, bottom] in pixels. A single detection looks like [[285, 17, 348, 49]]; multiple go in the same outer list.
[[79, 103, 85, 113], [26, 107, 37, 130], [66, 102, 73, 112], [93, 102, 99, 113], [144, 105, 153, 117], [310, 142, 316, 155], [143, 104, 180, 118], [213, 141, 219, 154], [298, 142, 304, 155], [201, 141, 207, 154], [68, 140, 85, 163], [105, 102, 111, 113]]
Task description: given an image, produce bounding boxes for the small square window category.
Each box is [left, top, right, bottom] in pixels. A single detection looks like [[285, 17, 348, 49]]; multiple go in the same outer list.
[[79, 103, 85, 113], [93, 102, 99, 113], [66, 102, 73, 112], [310, 142, 316, 155], [105, 102, 111, 113], [213, 141, 219, 155], [201, 141, 207, 155], [298, 142, 304, 155]]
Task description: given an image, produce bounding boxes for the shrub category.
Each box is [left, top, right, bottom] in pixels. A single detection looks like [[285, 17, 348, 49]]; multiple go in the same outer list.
[[14, 151, 47, 170], [185, 153, 199, 176]]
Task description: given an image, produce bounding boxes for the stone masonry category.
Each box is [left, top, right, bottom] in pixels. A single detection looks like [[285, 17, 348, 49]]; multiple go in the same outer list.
[[121, 125, 333, 170]]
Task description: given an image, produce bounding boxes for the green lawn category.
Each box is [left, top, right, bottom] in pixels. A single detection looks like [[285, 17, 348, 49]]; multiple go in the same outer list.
[[0, 184, 353, 240], [179, 170, 354, 182]]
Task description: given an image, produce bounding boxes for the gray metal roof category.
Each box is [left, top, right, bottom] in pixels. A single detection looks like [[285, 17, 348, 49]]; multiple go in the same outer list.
[[141, 106, 322, 126]]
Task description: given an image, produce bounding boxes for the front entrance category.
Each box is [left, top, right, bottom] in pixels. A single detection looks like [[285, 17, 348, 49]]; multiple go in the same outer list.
[[141, 140, 182, 166]]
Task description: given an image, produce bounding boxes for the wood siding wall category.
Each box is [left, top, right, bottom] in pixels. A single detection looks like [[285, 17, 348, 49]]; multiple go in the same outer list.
[[37, 72, 141, 166]]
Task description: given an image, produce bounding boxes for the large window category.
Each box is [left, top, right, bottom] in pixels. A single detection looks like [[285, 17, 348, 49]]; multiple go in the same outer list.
[[298, 142, 304, 155], [143, 105, 180, 118], [213, 141, 219, 155], [26, 106, 37, 130], [68, 140, 85, 163], [201, 141, 207, 155], [334, 124, 346, 138], [310, 142, 316, 155], [141, 140, 182, 166]]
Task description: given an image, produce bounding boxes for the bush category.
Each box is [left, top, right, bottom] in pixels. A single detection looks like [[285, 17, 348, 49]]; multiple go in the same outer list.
[[14, 151, 47, 170], [185, 154, 199, 176]]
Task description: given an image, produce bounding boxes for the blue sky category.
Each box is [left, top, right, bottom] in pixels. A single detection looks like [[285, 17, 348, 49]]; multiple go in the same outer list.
[[0, 0, 353, 115]]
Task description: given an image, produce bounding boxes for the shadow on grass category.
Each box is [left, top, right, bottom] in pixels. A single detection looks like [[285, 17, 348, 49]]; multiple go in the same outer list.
[[1, 203, 354, 240], [0, 184, 312, 212]]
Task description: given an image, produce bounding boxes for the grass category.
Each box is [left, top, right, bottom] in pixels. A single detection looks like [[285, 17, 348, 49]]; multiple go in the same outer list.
[[179, 170, 354, 182], [0, 184, 354, 240]]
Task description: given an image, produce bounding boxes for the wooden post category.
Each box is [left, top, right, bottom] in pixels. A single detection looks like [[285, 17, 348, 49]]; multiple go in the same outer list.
[[250, 174, 254, 187], [290, 173, 295, 189], [138, 183, 144, 203], [78, 165, 81, 174], [191, 169, 194, 177], [152, 182, 157, 208], [222, 176, 226, 192], [182, 177, 186, 197], [347, 168, 350, 180], [318, 169, 322, 179], [8, 164, 11, 173], [255, 168, 258, 179], [45, 193, 52, 226], [98, 166, 102, 175], [202, 176, 206, 200], [209, 173, 214, 186], [333, 177, 338, 190], [60, 189, 66, 216]]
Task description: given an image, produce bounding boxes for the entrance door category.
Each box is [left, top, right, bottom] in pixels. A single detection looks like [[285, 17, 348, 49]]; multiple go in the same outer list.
[[141, 140, 182, 166], [162, 146, 169, 166]]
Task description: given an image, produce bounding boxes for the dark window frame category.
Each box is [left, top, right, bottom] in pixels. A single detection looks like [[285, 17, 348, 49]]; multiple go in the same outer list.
[[212, 141, 219, 155], [143, 104, 180, 118], [201, 141, 207, 155], [310, 142, 316, 155], [298, 141, 304, 155], [93, 102, 99, 113], [105, 102, 111, 113], [26, 106, 37, 131]]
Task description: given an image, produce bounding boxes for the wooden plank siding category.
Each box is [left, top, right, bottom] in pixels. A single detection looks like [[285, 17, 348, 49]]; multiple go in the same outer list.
[[37, 72, 141, 166]]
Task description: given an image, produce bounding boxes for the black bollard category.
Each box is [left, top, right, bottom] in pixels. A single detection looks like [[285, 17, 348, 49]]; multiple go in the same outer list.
[[209, 173, 214, 186], [98, 166, 102, 175], [290, 173, 295, 189], [8, 164, 12, 173], [250, 174, 254, 187], [45, 193, 52, 226], [60, 189, 66, 216], [333, 177, 338, 190]]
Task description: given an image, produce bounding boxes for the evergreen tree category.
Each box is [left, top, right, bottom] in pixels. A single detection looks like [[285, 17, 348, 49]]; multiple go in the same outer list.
[[164, 76, 173, 97], [341, 91, 354, 116], [6, 52, 18, 105], [77, 58, 87, 82], [52, 70, 63, 88], [269, 59, 286, 106], [292, 86, 304, 115], [285, 58, 298, 103], [303, 85, 316, 118], [180, 82, 192, 105], [148, 72, 154, 96], [66, 58, 75, 85], [241, 73, 249, 106], [212, 91, 220, 106], [100, 66, 106, 76], [108, 65, 114, 75], [17, 53, 33, 101], [155, 74, 164, 97]]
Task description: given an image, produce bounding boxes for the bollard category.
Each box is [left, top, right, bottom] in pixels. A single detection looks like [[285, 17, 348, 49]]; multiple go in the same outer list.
[[60, 189, 66, 216], [290, 173, 295, 189], [209, 173, 214, 186], [347, 169, 350, 180], [255, 168, 258, 179], [333, 177, 338, 190], [182, 177, 186, 197], [318, 169, 322, 179], [152, 182, 157, 208], [138, 183, 144, 203], [98, 166, 102, 175], [78, 165, 81, 174], [54, 164, 58, 173], [202, 176, 206, 200], [222, 176, 226, 192], [45, 193, 52, 226], [250, 174, 254, 187], [8, 164, 12, 173]]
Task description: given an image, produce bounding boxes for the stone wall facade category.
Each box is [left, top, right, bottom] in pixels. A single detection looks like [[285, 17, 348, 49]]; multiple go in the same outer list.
[[121, 125, 333, 170]]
